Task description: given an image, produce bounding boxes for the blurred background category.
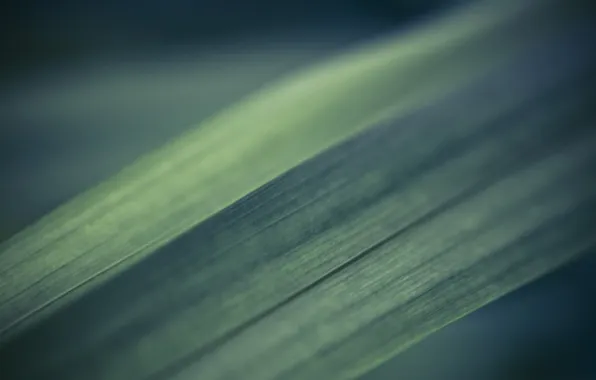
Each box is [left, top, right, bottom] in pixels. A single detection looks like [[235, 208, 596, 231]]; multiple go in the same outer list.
[[0, 0, 460, 82], [0, 0, 594, 379]]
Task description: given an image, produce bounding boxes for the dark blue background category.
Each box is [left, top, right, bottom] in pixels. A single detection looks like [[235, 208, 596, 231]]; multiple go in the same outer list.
[[0, 1, 594, 379]]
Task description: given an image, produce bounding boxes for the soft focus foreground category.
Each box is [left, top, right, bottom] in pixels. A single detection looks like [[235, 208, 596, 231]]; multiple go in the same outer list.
[[0, 1, 595, 379]]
